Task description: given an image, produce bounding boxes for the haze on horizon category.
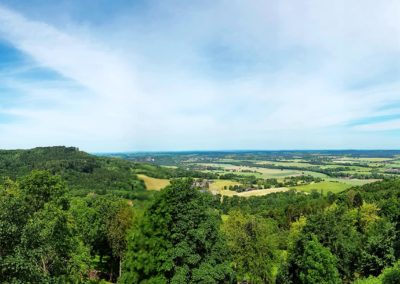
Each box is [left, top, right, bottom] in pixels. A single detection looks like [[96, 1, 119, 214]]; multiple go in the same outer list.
[[0, 0, 399, 152]]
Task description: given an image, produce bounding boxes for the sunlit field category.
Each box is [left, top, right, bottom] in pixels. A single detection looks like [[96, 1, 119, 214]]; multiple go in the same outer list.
[[137, 174, 170, 190]]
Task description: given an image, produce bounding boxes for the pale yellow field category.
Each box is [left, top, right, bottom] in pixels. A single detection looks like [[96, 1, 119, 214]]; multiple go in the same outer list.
[[237, 187, 289, 197], [209, 180, 242, 193], [357, 157, 393, 162], [255, 168, 303, 178], [218, 187, 289, 197], [334, 157, 392, 163], [255, 160, 315, 168], [137, 174, 170, 190]]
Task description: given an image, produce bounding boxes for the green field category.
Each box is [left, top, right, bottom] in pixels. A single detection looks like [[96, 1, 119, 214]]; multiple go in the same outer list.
[[328, 178, 379, 186], [292, 181, 352, 195]]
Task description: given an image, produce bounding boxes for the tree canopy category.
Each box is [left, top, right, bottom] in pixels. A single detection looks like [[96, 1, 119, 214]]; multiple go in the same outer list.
[[120, 179, 233, 283]]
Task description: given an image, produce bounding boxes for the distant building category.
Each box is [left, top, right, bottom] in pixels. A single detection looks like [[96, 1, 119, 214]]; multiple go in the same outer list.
[[192, 179, 212, 189]]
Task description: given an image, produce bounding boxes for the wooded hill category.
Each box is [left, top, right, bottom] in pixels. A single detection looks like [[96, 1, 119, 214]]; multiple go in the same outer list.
[[0, 146, 147, 198]]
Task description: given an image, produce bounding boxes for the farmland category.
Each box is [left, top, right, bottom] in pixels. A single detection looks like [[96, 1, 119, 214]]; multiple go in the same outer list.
[[137, 174, 170, 190], [291, 181, 352, 195], [110, 150, 400, 196]]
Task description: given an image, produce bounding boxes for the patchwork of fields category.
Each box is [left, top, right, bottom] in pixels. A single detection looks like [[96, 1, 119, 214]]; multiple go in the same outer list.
[[128, 151, 400, 196]]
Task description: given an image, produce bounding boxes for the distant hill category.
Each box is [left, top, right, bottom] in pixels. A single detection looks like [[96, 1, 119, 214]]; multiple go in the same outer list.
[[0, 146, 147, 198]]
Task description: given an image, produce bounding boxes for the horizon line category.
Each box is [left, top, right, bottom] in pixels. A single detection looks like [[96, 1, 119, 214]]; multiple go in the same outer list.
[[93, 148, 400, 155]]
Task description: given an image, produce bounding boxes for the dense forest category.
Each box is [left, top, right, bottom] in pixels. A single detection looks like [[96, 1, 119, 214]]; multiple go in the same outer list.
[[0, 147, 399, 283], [0, 146, 150, 199]]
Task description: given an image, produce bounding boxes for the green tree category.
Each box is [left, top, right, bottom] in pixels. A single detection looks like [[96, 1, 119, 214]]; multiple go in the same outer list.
[[382, 260, 400, 284], [291, 235, 340, 284], [18, 203, 91, 282], [301, 204, 362, 280], [120, 179, 233, 283], [69, 195, 134, 281], [222, 211, 279, 283], [0, 179, 30, 256], [353, 192, 363, 208], [107, 203, 134, 279], [359, 219, 396, 276], [0, 171, 92, 283], [19, 170, 66, 212]]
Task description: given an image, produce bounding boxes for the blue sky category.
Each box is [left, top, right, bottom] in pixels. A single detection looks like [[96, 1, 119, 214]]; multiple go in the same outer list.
[[0, 0, 399, 152]]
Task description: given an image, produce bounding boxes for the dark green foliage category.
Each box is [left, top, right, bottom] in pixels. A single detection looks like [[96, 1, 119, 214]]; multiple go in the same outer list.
[[0, 146, 146, 197], [0, 171, 91, 283], [69, 195, 134, 282], [0, 169, 137, 283], [120, 179, 233, 283], [353, 192, 363, 208], [283, 234, 340, 284], [222, 211, 279, 283], [301, 206, 362, 280], [282, 199, 398, 282], [343, 179, 400, 259], [294, 236, 340, 284], [220, 190, 329, 229], [0, 180, 27, 242], [382, 261, 400, 284], [17, 203, 91, 283], [360, 219, 396, 276], [19, 170, 66, 211]]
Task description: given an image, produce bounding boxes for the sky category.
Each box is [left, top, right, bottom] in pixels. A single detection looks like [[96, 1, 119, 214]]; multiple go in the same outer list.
[[0, 0, 399, 152]]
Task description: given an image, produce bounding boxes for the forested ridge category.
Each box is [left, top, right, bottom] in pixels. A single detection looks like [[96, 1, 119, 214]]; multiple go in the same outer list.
[[0, 147, 399, 283], [0, 146, 149, 199]]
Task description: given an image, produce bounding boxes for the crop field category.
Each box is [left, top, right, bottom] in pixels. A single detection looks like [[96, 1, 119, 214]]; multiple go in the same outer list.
[[236, 187, 289, 197], [137, 174, 170, 190], [208, 180, 242, 193], [219, 187, 289, 197]]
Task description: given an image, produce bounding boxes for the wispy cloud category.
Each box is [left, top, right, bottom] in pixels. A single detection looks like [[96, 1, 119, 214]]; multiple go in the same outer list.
[[0, 0, 399, 151]]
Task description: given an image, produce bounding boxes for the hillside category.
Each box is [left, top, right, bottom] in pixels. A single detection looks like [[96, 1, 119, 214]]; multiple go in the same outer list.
[[0, 146, 147, 198]]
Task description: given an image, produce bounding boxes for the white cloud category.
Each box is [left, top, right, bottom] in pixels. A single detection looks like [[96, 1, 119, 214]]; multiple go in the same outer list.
[[0, 1, 399, 151], [0, 5, 141, 150], [354, 119, 400, 132]]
